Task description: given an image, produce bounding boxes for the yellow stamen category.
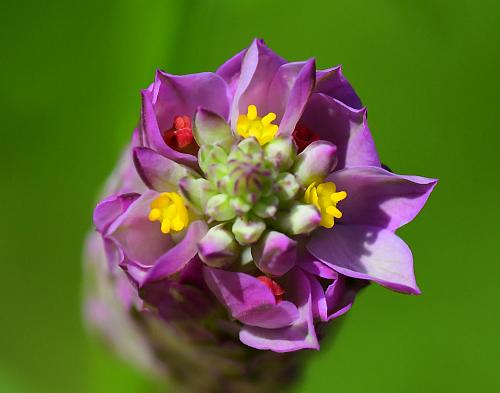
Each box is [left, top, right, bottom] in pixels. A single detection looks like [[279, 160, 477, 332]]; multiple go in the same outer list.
[[149, 192, 189, 234], [304, 182, 347, 228], [237, 104, 278, 145]]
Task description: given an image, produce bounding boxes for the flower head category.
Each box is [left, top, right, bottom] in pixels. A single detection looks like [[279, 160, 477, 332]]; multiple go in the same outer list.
[[88, 38, 437, 367]]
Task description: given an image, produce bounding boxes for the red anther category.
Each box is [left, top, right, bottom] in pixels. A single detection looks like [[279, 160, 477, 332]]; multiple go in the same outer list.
[[292, 123, 320, 153], [163, 115, 198, 154], [257, 276, 285, 304]]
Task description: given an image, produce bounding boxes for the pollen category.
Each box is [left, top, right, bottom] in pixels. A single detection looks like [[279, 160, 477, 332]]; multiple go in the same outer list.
[[148, 192, 189, 234], [236, 105, 279, 145], [304, 182, 347, 228]]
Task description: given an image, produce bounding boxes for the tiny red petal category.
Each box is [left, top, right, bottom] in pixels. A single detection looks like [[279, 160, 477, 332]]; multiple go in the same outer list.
[[163, 115, 198, 155], [292, 123, 320, 153], [257, 275, 285, 304]]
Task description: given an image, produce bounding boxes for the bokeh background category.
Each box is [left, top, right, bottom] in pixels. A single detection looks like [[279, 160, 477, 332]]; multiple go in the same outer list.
[[1, 0, 499, 392]]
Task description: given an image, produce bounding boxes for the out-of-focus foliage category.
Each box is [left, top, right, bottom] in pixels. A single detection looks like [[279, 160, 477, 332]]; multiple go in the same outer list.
[[0, 0, 499, 392]]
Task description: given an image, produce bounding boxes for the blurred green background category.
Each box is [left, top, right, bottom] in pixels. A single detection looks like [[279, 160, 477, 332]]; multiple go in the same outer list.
[[1, 0, 499, 392]]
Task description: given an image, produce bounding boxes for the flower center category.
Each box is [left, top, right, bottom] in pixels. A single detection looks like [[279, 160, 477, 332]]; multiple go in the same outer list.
[[236, 105, 279, 146], [163, 115, 199, 155], [149, 192, 189, 234], [304, 182, 347, 228]]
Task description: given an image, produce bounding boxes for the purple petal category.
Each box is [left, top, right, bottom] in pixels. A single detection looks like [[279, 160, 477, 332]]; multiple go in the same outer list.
[[203, 267, 299, 329], [133, 147, 197, 192], [252, 231, 297, 276], [298, 253, 338, 280], [239, 268, 319, 352], [236, 302, 300, 329], [306, 273, 328, 321], [107, 191, 175, 266], [93, 193, 140, 233], [307, 225, 420, 294], [325, 275, 364, 320], [216, 48, 247, 97], [230, 39, 286, 129], [300, 93, 380, 169], [327, 166, 438, 231], [316, 66, 363, 109], [142, 221, 208, 286], [268, 59, 316, 136]]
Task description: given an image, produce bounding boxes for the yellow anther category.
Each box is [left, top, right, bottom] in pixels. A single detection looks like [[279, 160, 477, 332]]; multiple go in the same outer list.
[[304, 182, 347, 228], [247, 105, 258, 120], [149, 192, 189, 234], [237, 104, 278, 145]]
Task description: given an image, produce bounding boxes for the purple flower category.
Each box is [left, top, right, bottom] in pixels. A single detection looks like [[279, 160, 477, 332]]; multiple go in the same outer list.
[[87, 38, 437, 365]]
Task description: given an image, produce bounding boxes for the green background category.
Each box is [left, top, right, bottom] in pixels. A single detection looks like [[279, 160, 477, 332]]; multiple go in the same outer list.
[[1, 0, 498, 392]]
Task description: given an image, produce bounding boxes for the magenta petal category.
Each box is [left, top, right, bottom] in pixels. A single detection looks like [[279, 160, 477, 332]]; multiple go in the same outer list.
[[300, 93, 380, 169], [93, 193, 140, 233], [203, 267, 299, 329], [307, 225, 420, 294], [316, 66, 363, 109], [268, 59, 316, 136], [327, 166, 438, 231], [239, 268, 319, 352], [133, 147, 196, 192], [142, 221, 208, 286], [298, 253, 338, 280], [216, 48, 247, 98], [306, 273, 328, 322], [230, 39, 286, 128], [236, 302, 300, 329], [107, 191, 175, 266], [325, 275, 363, 320]]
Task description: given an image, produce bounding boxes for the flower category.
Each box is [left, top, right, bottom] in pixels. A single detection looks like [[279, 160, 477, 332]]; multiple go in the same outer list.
[[86, 38, 437, 384]]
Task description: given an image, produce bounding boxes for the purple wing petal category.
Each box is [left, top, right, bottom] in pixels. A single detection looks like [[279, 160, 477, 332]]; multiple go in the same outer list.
[[298, 253, 338, 280], [133, 147, 197, 192], [142, 221, 208, 285], [216, 48, 247, 98], [300, 93, 380, 169], [306, 273, 328, 322], [239, 268, 320, 352], [107, 191, 175, 266], [268, 59, 316, 136], [203, 267, 299, 329], [316, 66, 363, 109], [307, 225, 420, 294], [93, 193, 140, 233], [328, 166, 438, 231], [325, 275, 364, 320], [230, 39, 286, 128]]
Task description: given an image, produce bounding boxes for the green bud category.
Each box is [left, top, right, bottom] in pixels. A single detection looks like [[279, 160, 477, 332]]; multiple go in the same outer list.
[[264, 137, 297, 171], [193, 108, 234, 152], [275, 173, 300, 201], [273, 204, 321, 235], [179, 177, 214, 213], [198, 144, 228, 175], [232, 216, 266, 245], [230, 197, 252, 215], [205, 194, 236, 221], [198, 224, 240, 268], [254, 195, 279, 218]]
